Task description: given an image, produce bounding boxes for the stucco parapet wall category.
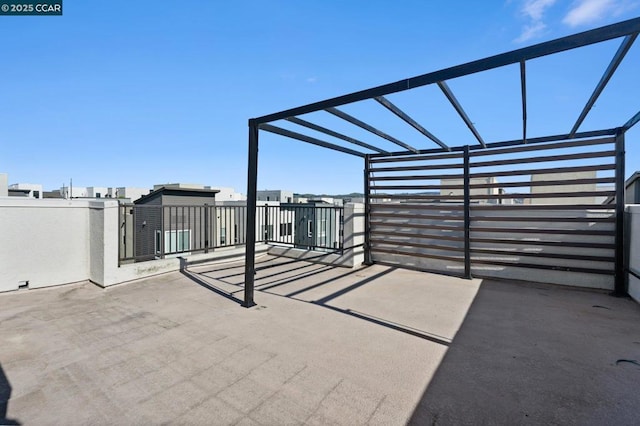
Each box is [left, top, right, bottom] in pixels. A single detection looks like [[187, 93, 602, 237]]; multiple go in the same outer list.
[[625, 204, 640, 304], [625, 204, 640, 213]]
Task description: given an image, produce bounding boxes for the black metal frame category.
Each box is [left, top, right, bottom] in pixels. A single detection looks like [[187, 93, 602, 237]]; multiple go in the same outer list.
[[244, 18, 640, 307]]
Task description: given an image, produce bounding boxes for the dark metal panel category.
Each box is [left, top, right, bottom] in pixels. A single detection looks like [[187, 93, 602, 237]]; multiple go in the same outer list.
[[369, 151, 463, 163], [520, 60, 527, 144], [471, 204, 614, 210], [370, 238, 465, 253], [243, 121, 259, 308], [469, 137, 614, 157], [326, 107, 419, 153], [374, 96, 450, 151], [285, 116, 388, 153], [470, 226, 615, 236], [370, 221, 462, 232], [371, 229, 465, 242], [259, 124, 366, 157], [469, 190, 615, 200], [371, 246, 464, 263], [570, 34, 638, 137], [371, 184, 465, 191], [371, 212, 464, 220], [614, 132, 626, 295], [253, 18, 640, 124], [470, 236, 615, 249], [470, 258, 613, 275], [371, 203, 465, 210], [470, 150, 614, 168], [470, 248, 613, 263], [437, 81, 486, 148], [470, 215, 614, 223], [371, 173, 465, 181], [370, 162, 464, 173], [367, 129, 618, 158], [470, 177, 616, 189], [470, 163, 615, 179]]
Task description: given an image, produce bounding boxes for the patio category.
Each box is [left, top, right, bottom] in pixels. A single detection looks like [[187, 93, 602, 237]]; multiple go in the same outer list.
[[1, 255, 639, 425]]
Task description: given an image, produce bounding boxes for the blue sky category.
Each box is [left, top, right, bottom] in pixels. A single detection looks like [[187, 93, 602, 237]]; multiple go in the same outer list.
[[1, 0, 639, 194]]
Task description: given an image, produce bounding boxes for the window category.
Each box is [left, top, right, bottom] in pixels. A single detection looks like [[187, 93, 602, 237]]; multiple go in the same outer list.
[[307, 220, 313, 237], [165, 229, 191, 253], [319, 219, 327, 238], [96, 193, 101, 198], [234, 224, 239, 243], [220, 227, 226, 245], [155, 230, 162, 254]]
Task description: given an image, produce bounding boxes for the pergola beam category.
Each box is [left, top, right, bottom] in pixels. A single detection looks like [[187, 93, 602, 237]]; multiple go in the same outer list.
[[253, 17, 640, 125], [259, 123, 366, 157], [325, 107, 419, 153], [569, 33, 638, 138], [437, 81, 486, 148], [622, 109, 640, 131], [284, 116, 388, 154], [374, 96, 450, 151], [520, 60, 527, 144]]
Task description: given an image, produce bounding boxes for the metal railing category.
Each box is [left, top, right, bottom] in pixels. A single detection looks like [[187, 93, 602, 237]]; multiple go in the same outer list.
[[118, 204, 344, 264]]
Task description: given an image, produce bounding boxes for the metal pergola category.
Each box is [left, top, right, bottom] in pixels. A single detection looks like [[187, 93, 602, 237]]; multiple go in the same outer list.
[[242, 17, 640, 307]]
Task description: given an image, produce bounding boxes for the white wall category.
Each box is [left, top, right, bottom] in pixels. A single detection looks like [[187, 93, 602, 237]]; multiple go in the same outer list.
[[626, 205, 640, 303], [0, 199, 91, 292], [0, 199, 268, 292], [0, 173, 7, 197]]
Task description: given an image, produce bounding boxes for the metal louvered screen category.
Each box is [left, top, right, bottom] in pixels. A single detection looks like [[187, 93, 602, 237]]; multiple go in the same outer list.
[[366, 136, 621, 289]]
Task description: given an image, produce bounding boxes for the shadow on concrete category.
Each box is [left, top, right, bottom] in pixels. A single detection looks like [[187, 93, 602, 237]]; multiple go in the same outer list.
[[0, 364, 20, 425], [407, 278, 640, 425], [179, 258, 244, 306], [183, 255, 455, 345]]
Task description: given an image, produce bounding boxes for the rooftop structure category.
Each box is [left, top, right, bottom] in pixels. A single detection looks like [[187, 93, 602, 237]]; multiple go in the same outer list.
[[242, 18, 640, 307]]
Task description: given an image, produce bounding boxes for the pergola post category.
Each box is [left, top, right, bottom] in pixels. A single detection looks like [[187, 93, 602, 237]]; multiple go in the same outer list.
[[463, 145, 471, 279], [243, 120, 259, 307], [614, 131, 626, 296], [364, 154, 372, 265]]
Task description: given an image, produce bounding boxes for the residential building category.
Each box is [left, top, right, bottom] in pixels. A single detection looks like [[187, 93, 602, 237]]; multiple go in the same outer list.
[[257, 190, 293, 203], [531, 171, 596, 205], [132, 186, 219, 261], [113, 187, 151, 202], [8, 183, 43, 199], [625, 171, 640, 204]]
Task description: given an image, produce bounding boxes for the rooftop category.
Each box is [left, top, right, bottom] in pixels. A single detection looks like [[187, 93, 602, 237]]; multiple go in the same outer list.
[[1, 255, 639, 424]]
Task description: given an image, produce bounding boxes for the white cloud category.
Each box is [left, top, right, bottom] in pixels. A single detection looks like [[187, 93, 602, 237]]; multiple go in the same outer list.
[[515, 20, 548, 42], [522, 0, 558, 20], [515, 0, 558, 42], [563, 0, 639, 27], [563, 0, 615, 26], [306, 77, 318, 84]]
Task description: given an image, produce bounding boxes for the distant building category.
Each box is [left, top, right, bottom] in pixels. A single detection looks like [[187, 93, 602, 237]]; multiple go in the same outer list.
[[626, 172, 640, 204], [114, 187, 151, 202], [8, 183, 43, 199], [531, 171, 596, 205], [132, 186, 220, 261], [440, 177, 500, 203], [258, 190, 293, 203]]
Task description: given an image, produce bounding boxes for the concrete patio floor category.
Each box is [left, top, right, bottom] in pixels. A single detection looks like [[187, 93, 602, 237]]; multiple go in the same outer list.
[[1, 254, 639, 425]]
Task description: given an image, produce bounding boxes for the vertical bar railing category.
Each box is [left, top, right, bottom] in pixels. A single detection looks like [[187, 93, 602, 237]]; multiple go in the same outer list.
[[614, 131, 626, 295]]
